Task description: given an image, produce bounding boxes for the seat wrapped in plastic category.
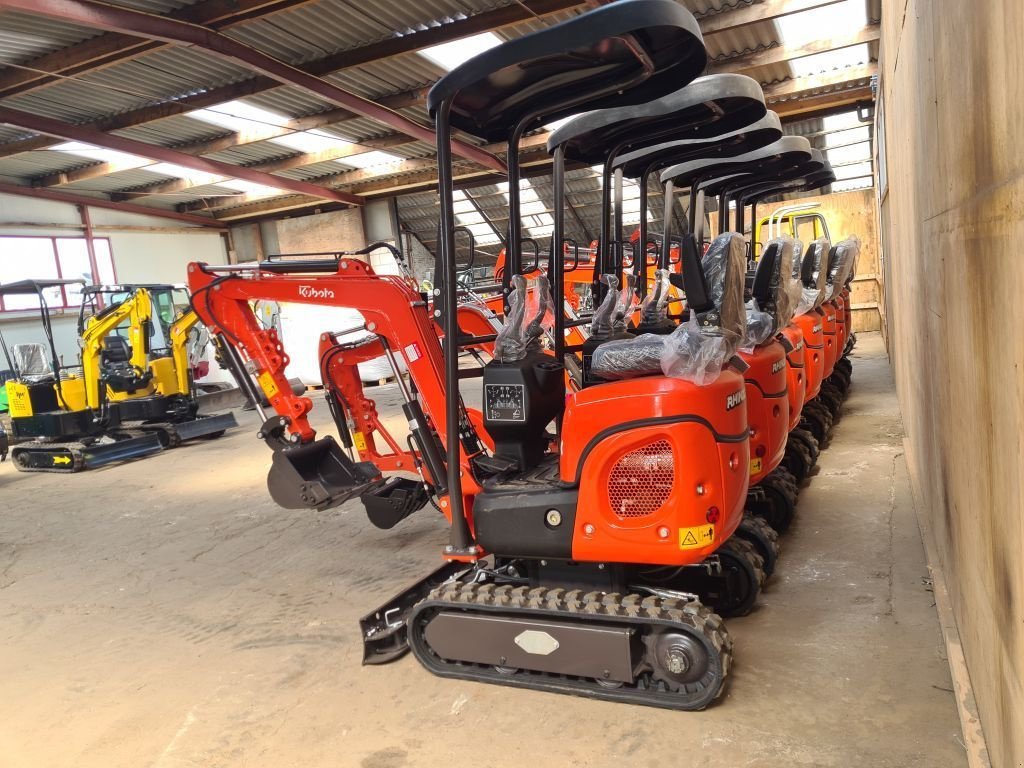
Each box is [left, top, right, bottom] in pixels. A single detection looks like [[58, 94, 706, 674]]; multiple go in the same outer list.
[[494, 274, 529, 362], [662, 232, 747, 384], [794, 237, 830, 315], [13, 343, 53, 381], [590, 332, 665, 379], [592, 233, 747, 385], [769, 237, 801, 327], [844, 235, 861, 288], [825, 238, 859, 301], [741, 298, 776, 353]]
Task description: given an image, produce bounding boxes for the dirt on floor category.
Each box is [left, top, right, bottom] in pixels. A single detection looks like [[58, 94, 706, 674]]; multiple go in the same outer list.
[[0, 332, 967, 768]]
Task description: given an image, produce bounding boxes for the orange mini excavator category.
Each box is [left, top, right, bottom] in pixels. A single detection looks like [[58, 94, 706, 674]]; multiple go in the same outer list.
[[187, 0, 774, 710]]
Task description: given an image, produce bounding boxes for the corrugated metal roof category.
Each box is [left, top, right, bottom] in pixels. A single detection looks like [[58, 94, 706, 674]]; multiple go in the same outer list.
[[0, 11, 102, 65], [226, 0, 510, 64], [0, 0, 876, 221], [103, 0, 202, 12]]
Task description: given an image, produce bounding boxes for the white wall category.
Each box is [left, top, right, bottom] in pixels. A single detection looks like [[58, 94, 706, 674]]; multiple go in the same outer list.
[[0, 192, 228, 374]]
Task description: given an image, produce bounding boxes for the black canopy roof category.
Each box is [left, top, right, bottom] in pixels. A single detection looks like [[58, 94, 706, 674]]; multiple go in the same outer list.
[[427, 0, 706, 142], [545, 74, 767, 164]]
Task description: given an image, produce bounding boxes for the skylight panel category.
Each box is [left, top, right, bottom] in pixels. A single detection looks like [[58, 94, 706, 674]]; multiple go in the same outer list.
[[774, 0, 867, 47], [191, 100, 288, 132], [832, 161, 873, 180], [341, 151, 404, 170], [452, 190, 502, 246], [273, 131, 349, 153], [52, 142, 145, 166], [219, 179, 284, 195], [420, 32, 502, 71]]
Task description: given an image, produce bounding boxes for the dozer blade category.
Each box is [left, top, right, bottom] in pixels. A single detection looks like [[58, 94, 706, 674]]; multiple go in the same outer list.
[[359, 561, 471, 665], [267, 435, 382, 511], [82, 433, 164, 469], [169, 412, 238, 442]]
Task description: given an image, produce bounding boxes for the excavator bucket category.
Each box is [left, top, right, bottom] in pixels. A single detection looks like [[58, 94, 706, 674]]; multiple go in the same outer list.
[[81, 433, 164, 470], [267, 435, 382, 510]]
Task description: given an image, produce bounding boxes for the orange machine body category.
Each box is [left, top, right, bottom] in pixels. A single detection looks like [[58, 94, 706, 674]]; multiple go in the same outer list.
[[794, 310, 825, 401], [833, 294, 848, 353], [821, 301, 838, 378], [780, 323, 807, 432], [560, 370, 750, 566], [736, 340, 789, 485]]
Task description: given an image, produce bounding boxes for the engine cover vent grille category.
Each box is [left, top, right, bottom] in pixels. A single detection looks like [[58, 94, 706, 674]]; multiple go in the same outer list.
[[607, 439, 674, 519]]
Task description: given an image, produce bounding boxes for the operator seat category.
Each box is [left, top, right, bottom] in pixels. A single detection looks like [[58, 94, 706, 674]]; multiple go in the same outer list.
[[590, 232, 747, 380], [100, 336, 152, 394]]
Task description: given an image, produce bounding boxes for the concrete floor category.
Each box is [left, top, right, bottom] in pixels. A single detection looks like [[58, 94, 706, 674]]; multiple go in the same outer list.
[[0, 332, 968, 768]]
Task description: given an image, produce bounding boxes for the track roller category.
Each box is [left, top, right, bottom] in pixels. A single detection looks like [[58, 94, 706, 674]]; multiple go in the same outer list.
[[747, 466, 800, 534]]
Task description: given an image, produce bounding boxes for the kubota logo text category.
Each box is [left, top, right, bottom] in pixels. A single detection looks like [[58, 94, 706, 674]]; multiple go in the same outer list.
[[299, 285, 335, 299]]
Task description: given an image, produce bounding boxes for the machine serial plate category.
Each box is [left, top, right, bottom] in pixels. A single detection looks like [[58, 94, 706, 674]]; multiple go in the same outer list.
[[484, 384, 526, 422]]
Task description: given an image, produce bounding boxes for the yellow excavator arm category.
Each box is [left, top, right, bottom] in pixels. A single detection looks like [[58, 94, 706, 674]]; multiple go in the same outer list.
[[169, 309, 200, 396], [80, 288, 153, 409]]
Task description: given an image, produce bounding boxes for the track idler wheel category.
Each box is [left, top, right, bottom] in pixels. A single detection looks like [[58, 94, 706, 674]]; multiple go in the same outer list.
[[736, 514, 781, 578], [705, 538, 765, 617]]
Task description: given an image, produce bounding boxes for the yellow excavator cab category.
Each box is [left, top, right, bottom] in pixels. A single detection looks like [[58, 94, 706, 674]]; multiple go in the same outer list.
[[753, 205, 831, 259]]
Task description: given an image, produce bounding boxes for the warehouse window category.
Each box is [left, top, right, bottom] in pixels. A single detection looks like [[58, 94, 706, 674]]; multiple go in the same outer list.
[[0, 236, 116, 312]]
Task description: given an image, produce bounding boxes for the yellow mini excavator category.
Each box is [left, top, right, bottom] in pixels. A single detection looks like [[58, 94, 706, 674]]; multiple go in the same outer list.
[[1, 280, 235, 473], [75, 283, 237, 448], [1, 279, 164, 472]]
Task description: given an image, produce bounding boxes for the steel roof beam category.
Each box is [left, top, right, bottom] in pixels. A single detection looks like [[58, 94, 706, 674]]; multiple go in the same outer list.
[[0, 0, 505, 173], [0, 106, 365, 205], [0, 180, 226, 227], [0, 0, 317, 98]]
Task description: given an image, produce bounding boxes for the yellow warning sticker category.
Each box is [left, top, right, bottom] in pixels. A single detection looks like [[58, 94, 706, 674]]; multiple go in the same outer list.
[[679, 524, 715, 550], [52, 456, 72, 466], [749, 457, 763, 475], [352, 432, 367, 451], [256, 371, 280, 399]]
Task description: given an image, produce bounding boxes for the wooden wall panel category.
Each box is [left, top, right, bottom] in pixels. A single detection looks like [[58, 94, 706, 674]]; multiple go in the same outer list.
[[879, 0, 1024, 764]]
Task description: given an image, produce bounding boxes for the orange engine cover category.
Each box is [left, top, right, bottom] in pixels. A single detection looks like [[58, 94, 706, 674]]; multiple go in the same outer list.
[[794, 310, 825, 401], [737, 340, 789, 485], [781, 323, 806, 431], [834, 294, 848, 354], [821, 302, 838, 378], [560, 371, 750, 567]]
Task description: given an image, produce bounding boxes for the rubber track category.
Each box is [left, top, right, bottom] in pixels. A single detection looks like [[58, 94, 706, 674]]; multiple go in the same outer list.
[[409, 582, 733, 711], [11, 441, 86, 473]]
